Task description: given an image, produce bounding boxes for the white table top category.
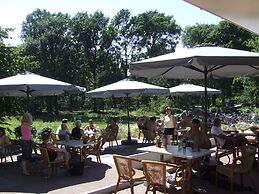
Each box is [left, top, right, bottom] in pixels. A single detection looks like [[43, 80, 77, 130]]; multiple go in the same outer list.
[[137, 145, 213, 160], [56, 140, 95, 148]]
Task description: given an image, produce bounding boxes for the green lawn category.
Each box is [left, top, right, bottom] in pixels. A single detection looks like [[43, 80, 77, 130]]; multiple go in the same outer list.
[[2, 115, 140, 142]]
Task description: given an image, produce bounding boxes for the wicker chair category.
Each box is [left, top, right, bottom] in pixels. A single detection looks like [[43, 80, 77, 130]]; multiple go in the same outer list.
[[39, 147, 67, 178], [113, 154, 145, 194], [142, 160, 185, 194], [0, 144, 13, 163], [213, 135, 236, 164], [84, 137, 103, 163], [216, 145, 257, 194]]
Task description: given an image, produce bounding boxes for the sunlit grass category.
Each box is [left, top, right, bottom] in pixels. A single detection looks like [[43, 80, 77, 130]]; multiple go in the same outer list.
[[3, 116, 140, 141]]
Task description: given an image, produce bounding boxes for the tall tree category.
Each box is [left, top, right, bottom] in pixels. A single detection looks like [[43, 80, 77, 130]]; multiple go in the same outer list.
[[132, 11, 181, 58], [111, 9, 136, 77], [70, 11, 122, 90], [21, 9, 75, 112], [21, 9, 72, 83]]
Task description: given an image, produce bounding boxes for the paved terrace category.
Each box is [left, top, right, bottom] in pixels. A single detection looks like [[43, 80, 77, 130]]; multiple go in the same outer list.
[[0, 140, 258, 194]]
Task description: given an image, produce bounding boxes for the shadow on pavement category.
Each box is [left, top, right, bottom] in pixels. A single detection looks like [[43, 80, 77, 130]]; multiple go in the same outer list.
[[0, 158, 111, 193]]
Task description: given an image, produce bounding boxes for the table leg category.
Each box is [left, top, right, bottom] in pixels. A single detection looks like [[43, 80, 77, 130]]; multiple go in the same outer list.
[[182, 160, 193, 194], [80, 148, 83, 162], [160, 154, 164, 162]]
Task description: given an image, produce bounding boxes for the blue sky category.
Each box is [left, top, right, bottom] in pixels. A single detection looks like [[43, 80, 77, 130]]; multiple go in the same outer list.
[[0, 0, 221, 45]]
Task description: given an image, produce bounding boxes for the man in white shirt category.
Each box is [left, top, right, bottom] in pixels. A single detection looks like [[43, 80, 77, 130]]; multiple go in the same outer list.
[[211, 118, 247, 149]]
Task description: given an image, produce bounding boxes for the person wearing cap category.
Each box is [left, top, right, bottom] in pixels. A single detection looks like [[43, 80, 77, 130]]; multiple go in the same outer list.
[[71, 120, 83, 140], [162, 107, 177, 145]]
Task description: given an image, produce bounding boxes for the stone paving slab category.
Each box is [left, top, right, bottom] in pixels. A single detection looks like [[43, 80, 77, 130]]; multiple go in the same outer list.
[[0, 140, 258, 194]]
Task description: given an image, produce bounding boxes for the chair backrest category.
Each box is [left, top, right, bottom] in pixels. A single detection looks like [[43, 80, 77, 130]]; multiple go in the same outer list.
[[39, 147, 50, 163], [93, 137, 103, 151], [212, 134, 222, 148], [50, 133, 59, 142], [58, 135, 65, 141], [240, 145, 256, 171], [142, 128, 155, 141], [112, 126, 119, 140], [113, 154, 133, 180], [142, 160, 166, 189]]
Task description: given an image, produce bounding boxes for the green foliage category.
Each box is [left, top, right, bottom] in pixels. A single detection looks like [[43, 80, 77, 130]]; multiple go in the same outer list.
[[182, 21, 254, 50], [132, 10, 181, 58], [182, 23, 216, 47]]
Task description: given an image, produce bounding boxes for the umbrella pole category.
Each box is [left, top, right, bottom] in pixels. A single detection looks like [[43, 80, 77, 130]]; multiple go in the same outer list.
[[121, 95, 138, 145], [26, 87, 29, 112], [126, 95, 131, 141], [204, 67, 208, 132]]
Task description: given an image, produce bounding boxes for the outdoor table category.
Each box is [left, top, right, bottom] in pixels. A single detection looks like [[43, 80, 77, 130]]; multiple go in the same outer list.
[[56, 140, 95, 161], [238, 129, 257, 136], [137, 145, 213, 194]]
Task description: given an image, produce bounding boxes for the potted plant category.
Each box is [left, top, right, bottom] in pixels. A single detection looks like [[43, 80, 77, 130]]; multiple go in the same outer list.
[[155, 135, 162, 148]]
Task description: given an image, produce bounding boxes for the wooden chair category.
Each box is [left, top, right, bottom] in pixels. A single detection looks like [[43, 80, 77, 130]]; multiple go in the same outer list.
[[39, 147, 67, 178], [113, 154, 145, 194], [0, 144, 13, 163], [142, 160, 185, 194], [216, 145, 257, 194], [84, 137, 103, 163]]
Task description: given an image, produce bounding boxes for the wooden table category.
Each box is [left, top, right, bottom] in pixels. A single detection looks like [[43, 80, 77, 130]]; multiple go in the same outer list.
[[56, 140, 95, 161], [138, 145, 213, 194]]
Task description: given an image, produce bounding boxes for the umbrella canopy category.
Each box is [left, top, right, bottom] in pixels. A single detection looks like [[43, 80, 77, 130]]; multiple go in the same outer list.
[[184, 0, 259, 35], [130, 46, 259, 79], [170, 84, 221, 96], [0, 71, 86, 96], [130, 46, 259, 130], [86, 79, 169, 144], [85, 78, 169, 98]]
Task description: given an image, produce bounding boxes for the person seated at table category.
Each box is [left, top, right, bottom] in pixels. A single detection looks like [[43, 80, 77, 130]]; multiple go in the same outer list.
[[211, 117, 247, 149], [41, 132, 70, 168], [101, 117, 119, 143], [84, 119, 97, 141], [179, 110, 192, 129], [136, 116, 145, 139], [183, 118, 211, 149], [136, 116, 145, 129], [58, 123, 70, 141], [142, 116, 157, 141], [71, 120, 83, 140], [56, 118, 68, 134], [0, 127, 11, 154]]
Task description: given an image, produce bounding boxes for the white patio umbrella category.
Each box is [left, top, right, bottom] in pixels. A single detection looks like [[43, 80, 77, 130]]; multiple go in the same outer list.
[[86, 78, 170, 145], [183, 0, 259, 35], [0, 71, 86, 110], [130, 45, 259, 130], [170, 84, 221, 96]]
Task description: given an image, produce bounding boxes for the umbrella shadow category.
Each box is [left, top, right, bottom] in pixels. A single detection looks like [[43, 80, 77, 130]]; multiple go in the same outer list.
[[0, 159, 112, 193]]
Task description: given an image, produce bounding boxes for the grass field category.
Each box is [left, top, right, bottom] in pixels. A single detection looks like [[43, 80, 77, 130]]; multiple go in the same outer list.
[[2, 112, 141, 142]]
